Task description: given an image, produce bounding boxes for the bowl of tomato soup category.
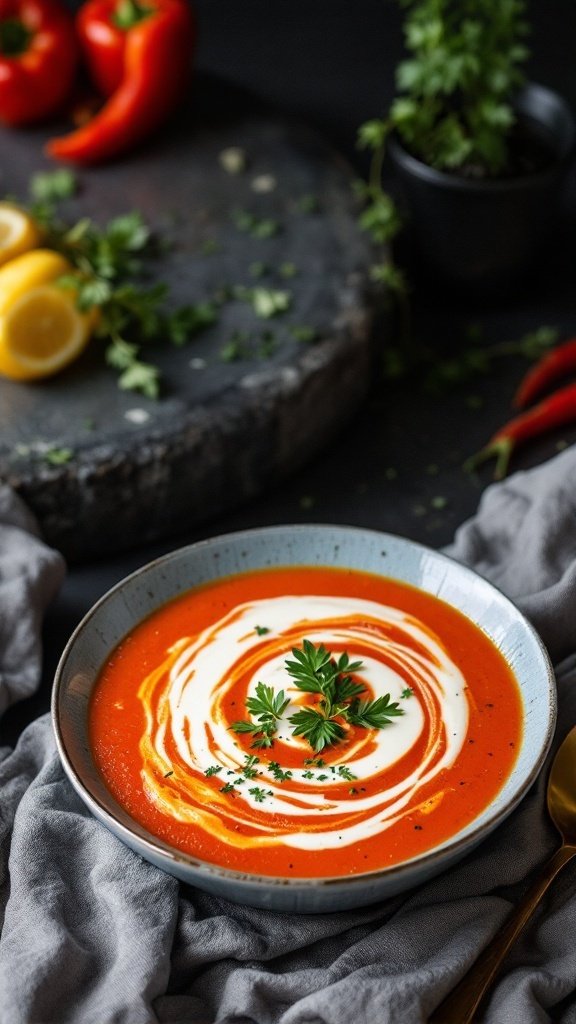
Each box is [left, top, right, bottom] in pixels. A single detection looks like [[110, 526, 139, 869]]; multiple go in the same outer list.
[[52, 525, 555, 912]]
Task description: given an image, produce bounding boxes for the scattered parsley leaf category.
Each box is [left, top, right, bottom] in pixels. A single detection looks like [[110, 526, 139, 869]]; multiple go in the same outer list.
[[167, 302, 218, 346], [204, 765, 223, 777], [117, 359, 160, 399], [296, 194, 319, 213], [44, 447, 74, 466], [240, 754, 260, 779], [249, 261, 269, 278], [30, 168, 78, 203], [231, 209, 281, 238], [200, 238, 220, 255], [290, 325, 318, 343], [267, 762, 293, 782], [249, 787, 273, 803]]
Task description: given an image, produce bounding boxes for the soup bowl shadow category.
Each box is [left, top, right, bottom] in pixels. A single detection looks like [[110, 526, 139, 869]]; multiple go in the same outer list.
[[52, 525, 556, 913]]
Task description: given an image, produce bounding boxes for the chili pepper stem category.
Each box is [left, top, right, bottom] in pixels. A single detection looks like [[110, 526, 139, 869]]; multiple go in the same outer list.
[[463, 437, 515, 481]]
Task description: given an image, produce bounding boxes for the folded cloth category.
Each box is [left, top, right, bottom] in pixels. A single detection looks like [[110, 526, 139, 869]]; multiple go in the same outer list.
[[1, 453, 576, 1024]]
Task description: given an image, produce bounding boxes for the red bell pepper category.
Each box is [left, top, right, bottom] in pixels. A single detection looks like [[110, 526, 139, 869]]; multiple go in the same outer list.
[[46, 0, 195, 165], [0, 0, 78, 126]]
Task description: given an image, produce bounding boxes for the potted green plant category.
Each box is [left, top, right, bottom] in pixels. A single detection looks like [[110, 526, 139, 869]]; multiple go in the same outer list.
[[357, 0, 576, 295]]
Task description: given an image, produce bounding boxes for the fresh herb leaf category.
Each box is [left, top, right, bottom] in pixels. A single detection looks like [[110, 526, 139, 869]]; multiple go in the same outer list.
[[245, 681, 290, 721], [346, 694, 404, 729], [249, 261, 269, 278], [44, 447, 74, 466], [204, 765, 223, 777], [117, 359, 160, 399], [231, 209, 281, 239], [240, 754, 260, 779], [285, 640, 364, 701], [337, 765, 358, 781], [296, 194, 319, 214], [249, 787, 273, 803], [289, 708, 347, 753], [290, 325, 318, 343], [230, 682, 288, 750], [267, 762, 293, 782], [167, 302, 218, 346], [401, 687, 414, 699], [30, 169, 78, 203], [254, 625, 270, 635]]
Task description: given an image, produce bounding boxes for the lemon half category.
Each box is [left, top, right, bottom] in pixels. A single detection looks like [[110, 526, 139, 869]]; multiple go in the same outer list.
[[0, 249, 96, 381], [0, 203, 41, 267]]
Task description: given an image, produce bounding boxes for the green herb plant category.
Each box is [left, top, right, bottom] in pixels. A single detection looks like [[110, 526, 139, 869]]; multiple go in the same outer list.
[[356, 0, 530, 312]]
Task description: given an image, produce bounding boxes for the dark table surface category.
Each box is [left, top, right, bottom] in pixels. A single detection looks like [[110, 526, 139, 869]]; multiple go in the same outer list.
[[1, 0, 575, 749]]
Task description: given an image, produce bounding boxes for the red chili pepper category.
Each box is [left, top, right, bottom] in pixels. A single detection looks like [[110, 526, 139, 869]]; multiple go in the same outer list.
[[0, 0, 78, 126], [45, 0, 195, 165], [514, 335, 576, 408], [465, 380, 576, 480]]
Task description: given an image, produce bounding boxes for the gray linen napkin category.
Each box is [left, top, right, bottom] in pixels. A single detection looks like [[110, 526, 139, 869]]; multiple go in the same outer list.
[[1, 453, 576, 1024]]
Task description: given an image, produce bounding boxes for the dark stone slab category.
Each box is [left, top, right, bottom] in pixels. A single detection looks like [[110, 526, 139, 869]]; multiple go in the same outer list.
[[0, 77, 376, 562]]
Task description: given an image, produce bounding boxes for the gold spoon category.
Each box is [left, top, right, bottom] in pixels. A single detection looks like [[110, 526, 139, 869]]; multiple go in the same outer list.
[[429, 724, 576, 1024]]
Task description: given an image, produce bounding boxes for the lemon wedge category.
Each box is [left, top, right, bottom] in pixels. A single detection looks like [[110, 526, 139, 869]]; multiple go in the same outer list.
[[0, 203, 41, 267], [0, 249, 96, 381]]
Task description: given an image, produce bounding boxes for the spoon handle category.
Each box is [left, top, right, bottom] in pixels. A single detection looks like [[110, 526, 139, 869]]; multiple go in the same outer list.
[[429, 843, 576, 1024]]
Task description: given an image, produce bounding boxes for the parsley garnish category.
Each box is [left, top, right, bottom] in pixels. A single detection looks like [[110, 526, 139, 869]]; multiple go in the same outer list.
[[230, 640, 404, 756], [240, 754, 260, 779], [230, 681, 290, 749], [249, 787, 273, 803], [204, 765, 222, 777], [286, 640, 404, 752], [254, 625, 270, 636], [267, 762, 293, 782], [401, 687, 414, 699]]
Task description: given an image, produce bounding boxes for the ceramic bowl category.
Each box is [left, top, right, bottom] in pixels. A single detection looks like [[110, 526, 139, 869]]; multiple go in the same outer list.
[[52, 525, 556, 913]]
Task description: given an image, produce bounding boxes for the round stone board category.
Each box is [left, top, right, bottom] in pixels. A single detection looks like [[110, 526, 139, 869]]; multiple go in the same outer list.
[[0, 77, 376, 562]]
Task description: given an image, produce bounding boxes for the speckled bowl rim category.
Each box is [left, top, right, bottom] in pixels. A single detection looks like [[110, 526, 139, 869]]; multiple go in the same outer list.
[[52, 524, 557, 897]]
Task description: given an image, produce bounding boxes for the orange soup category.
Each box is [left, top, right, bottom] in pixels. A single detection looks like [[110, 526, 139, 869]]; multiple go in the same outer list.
[[89, 566, 523, 878]]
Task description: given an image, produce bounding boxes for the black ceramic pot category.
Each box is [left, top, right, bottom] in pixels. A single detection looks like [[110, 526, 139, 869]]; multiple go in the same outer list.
[[388, 83, 576, 295]]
